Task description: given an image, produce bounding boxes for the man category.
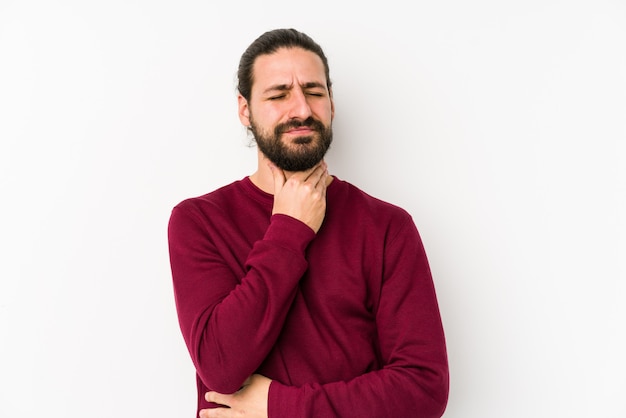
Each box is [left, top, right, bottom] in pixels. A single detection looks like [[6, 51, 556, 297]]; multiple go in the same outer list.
[[168, 28, 449, 418]]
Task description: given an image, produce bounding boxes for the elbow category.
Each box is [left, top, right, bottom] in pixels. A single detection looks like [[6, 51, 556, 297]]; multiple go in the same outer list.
[[430, 395, 449, 418], [185, 316, 246, 394], [414, 381, 448, 418], [411, 363, 449, 418], [192, 339, 249, 394], [193, 348, 248, 394], [427, 367, 449, 418], [201, 374, 245, 395]]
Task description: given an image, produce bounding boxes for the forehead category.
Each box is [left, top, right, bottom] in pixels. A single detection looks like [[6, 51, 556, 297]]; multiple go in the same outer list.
[[252, 47, 327, 91]]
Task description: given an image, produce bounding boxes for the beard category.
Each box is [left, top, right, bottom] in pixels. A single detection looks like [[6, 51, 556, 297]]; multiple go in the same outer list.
[[250, 116, 333, 172]]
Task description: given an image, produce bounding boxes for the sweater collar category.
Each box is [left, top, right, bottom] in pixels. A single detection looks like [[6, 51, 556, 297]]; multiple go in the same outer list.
[[240, 175, 339, 207]]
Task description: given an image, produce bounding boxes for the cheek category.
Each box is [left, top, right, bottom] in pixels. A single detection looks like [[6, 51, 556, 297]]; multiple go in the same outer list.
[[315, 104, 334, 123], [255, 106, 284, 126]]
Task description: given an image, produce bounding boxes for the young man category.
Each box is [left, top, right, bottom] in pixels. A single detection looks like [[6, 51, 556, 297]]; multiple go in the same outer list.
[[168, 28, 449, 418]]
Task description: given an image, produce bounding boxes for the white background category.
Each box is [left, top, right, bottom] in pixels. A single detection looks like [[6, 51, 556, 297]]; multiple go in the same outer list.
[[1, 1, 625, 417]]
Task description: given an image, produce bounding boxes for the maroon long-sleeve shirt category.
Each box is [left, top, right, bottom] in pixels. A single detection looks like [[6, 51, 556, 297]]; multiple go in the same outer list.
[[168, 176, 449, 417]]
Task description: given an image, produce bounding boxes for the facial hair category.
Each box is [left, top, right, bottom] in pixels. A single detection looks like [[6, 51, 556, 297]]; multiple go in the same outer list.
[[250, 116, 333, 172]]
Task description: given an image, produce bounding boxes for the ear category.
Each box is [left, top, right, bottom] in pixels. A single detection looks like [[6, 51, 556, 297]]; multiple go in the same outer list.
[[329, 88, 335, 120], [238, 94, 251, 127]]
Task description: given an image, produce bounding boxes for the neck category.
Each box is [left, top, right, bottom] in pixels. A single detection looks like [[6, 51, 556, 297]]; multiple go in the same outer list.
[[249, 151, 332, 194]]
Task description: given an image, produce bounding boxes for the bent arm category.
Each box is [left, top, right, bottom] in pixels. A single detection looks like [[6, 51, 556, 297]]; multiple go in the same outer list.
[[268, 218, 449, 417], [168, 206, 315, 393]]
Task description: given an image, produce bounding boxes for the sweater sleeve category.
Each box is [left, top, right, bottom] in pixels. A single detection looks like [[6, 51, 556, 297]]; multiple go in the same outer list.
[[168, 204, 316, 394], [267, 216, 449, 418]]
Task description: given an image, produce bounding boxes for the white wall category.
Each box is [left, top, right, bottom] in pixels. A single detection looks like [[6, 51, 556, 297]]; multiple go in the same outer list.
[[1, 1, 624, 417]]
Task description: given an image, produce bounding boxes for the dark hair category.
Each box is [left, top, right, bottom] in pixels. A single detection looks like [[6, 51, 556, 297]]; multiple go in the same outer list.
[[237, 28, 332, 101]]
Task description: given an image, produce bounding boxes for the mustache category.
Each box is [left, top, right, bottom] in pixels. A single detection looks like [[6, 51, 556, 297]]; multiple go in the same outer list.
[[275, 117, 325, 134]]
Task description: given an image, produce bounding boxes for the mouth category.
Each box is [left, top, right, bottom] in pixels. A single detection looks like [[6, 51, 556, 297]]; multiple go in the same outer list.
[[284, 126, 315, 135], [278, 117, 323, 136]]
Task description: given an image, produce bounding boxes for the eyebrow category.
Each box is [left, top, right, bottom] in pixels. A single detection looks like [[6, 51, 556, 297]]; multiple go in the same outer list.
[[262, 81, 327, 94]]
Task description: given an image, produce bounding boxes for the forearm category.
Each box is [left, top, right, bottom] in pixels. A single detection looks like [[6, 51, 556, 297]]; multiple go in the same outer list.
[[268, 365, 448, 418], [170, 212, 315, 393], [188, 258, 299, 392], [265, 216, 449, 417]]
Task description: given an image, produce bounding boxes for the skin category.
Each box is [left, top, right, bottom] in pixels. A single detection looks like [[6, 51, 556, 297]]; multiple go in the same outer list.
[[243, 47, 335, 208], [200, 375, 272, 418], [199, 47, 335, 417]]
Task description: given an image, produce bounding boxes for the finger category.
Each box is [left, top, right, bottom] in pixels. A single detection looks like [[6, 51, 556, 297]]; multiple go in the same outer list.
[[305, 162, 328, 187], [320, 168, 329, 193], [205, 391, 231, 408], [268, 162, 285, 193], [200, 407, 229, 418]]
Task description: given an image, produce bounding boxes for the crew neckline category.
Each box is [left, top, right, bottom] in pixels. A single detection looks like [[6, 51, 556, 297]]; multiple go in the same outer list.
[[239, 175, 339, 207]]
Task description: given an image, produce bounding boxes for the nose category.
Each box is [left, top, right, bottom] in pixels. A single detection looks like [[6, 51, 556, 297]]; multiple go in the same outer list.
[[287, 88, 313, 120]]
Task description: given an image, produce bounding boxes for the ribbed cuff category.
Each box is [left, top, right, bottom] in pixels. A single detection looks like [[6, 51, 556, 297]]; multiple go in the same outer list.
[[264, 214, 316, 254], [268, 380, 302, 418]]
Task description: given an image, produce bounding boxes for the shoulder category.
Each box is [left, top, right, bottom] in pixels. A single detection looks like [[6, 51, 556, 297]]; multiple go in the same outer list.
[[168, 180, 252, 247], [330, 177, 412, 222], [169, 179, 248, 229], [327, 177, 417, 245], [173, 179, 243, 212]]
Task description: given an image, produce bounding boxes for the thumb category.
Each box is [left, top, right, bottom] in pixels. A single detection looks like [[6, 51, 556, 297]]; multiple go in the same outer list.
[[268, 162, 285, 194]]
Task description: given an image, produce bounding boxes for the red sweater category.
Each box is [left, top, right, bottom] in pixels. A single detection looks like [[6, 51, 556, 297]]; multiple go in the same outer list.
[[168, 176, 448, 417]]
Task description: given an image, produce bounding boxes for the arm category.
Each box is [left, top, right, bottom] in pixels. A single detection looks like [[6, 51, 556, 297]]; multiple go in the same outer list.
[[168, 163, 329, 394], [200, 374, 272, 418], [169, 209, 313, 394], [267, 217, 449, 417]]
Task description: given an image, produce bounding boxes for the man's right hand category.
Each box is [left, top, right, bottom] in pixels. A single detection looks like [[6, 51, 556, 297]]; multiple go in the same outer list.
[[269, 161, 329, 233]]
